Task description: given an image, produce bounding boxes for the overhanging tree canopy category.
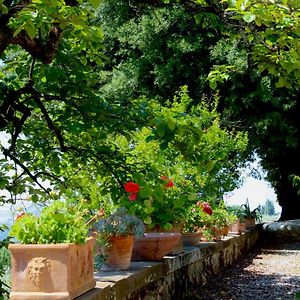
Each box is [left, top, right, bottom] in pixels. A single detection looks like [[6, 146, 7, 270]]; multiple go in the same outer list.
[[0, 0, 247, 213], [95, 0, 300, 220]]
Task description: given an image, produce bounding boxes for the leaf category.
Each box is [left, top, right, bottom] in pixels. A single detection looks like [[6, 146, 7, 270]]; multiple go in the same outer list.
[[145, 135, 155, 143], [243, 13, 256, 23], [143, 216, 152, 225], [0, 178, 8, 189], [188, 193, 197, 201], [24, 21, 37, 39], [88, 0, 101, 8], [1, 4, 8, 14], [145, 206, 155, 214], [209, 80, 217, 90], [167, 118, 176, 131]]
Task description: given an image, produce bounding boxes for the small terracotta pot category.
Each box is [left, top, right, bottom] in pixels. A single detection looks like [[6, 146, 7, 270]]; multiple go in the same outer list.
[[221, 225, 229, 236], [211, 227, 222, 241], [103, 235, 134, 270], [182, 232, 203, 246], [244, 217, 256, 230], [229, 219, 246, 234], [132, 233, 181, 261]]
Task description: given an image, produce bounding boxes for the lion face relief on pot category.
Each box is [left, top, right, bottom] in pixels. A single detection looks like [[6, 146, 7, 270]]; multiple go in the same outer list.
[[26, 257, 51, 287]]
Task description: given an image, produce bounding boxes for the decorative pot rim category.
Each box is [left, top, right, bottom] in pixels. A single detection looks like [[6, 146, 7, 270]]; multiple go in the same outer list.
[[8, 236, 94, 250]]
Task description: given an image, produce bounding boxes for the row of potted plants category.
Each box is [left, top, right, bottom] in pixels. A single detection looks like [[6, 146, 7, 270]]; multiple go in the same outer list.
[[7, 181, 261, 300]]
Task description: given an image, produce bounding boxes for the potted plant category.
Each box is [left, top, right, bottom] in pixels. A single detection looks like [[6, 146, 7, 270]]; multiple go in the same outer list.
[[8, 200, 95, 300], [93, 207, 144, 270], [241, 199, 262, 229], [228, 206, 246, 234], [181, 203, 208, 246], [121, 178, 185, 231]]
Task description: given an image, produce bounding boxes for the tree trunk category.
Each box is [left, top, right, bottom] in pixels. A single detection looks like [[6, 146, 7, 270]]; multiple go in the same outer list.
[[273, 157, 300, 220], [278, 186, 300, 220]]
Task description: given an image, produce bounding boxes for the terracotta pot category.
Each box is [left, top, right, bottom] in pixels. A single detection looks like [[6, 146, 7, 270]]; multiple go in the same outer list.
[[103, 235, 134, 270], [145, 224, 184, 255], [9, 237, 95, 300], [220, 225, 229, 236], [131, 233, 181, 261], [244, 217, 256, 230], [229, 219, 246, 234], [211, 227, 222, 241], [182, 232, 203, 246]]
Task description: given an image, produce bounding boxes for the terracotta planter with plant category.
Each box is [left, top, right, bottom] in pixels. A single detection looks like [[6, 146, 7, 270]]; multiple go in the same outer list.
[[121, 178, 185, 236], [181, 203, 210, 246], [8, 201, 95, 300], [241, 199, 262, 230], [94, 207, 144, 270]]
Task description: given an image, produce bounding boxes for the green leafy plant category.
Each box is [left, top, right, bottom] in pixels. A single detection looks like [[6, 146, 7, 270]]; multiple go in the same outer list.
[[227, 205, 246, 222], [241, 199, 262, 221], [182, 202, 213, 233], [120, 177, 188, 231], [0, 225, 11, 299], [10, 201, 88, 244], [93, 207, 144, 240]]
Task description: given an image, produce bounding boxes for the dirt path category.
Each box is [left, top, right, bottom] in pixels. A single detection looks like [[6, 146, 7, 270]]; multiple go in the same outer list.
[[191, 242, 300, 300]]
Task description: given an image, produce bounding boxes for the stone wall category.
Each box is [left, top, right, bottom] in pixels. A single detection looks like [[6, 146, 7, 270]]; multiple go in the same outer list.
[[78, 230, 259, 300]]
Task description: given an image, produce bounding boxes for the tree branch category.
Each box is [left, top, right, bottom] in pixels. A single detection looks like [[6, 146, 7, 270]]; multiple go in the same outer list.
[[2, 147, 50, 194]]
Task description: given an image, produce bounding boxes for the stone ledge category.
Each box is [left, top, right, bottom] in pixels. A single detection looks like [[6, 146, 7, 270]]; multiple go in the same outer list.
[[262, 219, 300, 242], [77, 230, 259, 300]]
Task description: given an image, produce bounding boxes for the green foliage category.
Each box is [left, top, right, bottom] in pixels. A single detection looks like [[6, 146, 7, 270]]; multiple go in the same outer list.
[[182, 204, 212, 233], [10, 201, 88, 244], [221, 0, 300, 87], [261, 199, 275, 216], [0, 225, 11, 299], [109, 89, 248, 229], [94, 207, 144, 238]]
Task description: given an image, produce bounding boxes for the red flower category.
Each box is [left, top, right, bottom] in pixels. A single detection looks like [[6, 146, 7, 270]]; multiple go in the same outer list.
[[165, 180, 174, 188], [161, 176, 174, 188], [128, 193, 138, 201], [124, 181, 140, 193], [16, 212, 26, 221], [202, 202, 213, 215]]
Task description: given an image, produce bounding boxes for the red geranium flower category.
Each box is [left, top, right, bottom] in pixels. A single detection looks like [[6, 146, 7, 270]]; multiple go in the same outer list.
[[128, 193, 138, 201], [161, 175, 168, 181], [16, 212, 26, 221], [165, 180, 174, 188], [202, 202, 213, 215], [124, 181, 140, 193]]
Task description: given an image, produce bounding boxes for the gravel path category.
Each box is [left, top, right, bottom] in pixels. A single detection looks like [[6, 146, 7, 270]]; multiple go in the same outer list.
[[191, 242, 300, 300]]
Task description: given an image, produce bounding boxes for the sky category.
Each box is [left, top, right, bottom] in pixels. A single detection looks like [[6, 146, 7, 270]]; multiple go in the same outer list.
[[224, 177, 280, 213]]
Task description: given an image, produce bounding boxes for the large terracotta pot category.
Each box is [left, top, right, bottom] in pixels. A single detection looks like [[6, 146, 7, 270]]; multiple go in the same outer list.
[[182, 232, 202, 246], [145, 224, 184, 255], [102, 235, 134, 270], [244, 217, 256, 230], [131, 233, 181, 261], [9, 237, 95, 300]]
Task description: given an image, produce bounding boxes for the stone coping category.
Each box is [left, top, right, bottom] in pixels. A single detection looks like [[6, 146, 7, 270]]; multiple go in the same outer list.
[[77, 231, 259, 300]]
